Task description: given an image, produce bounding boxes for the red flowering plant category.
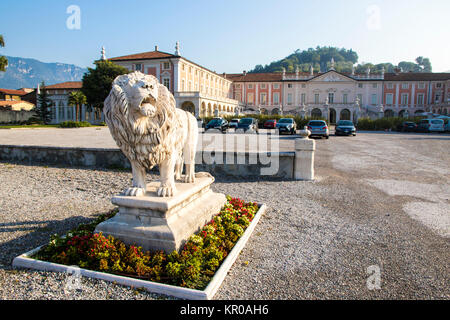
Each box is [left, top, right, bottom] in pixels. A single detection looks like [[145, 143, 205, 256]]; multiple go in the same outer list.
[[33, 196, 259, 290]]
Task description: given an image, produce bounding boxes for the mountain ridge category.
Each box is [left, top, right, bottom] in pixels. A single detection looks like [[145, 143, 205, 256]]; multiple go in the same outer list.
[[0, 55, 87, 89]]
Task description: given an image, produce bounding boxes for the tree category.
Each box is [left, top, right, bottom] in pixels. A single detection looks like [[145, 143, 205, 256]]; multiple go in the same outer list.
[[36, 81, 53, 124], [68, 91, 87, 122], [415, 56, 432, 72], [0, 34, 8, 72], [81, 60, 129, 110]]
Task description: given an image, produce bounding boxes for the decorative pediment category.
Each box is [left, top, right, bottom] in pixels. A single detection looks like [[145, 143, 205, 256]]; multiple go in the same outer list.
[[309, 71, 355, 83]]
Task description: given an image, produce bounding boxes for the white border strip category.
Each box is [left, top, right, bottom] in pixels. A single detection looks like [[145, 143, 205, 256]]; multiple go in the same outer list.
[[12, 204, 267, 300]]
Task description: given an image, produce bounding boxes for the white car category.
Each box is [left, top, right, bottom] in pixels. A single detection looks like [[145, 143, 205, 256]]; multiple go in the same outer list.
[[417, 119, 445, 133]]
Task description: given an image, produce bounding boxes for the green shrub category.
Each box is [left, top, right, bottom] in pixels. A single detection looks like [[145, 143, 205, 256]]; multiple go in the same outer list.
[[356, 117, 424, 131], [59, 121, 91, 128], [33, 197, 259, 290]]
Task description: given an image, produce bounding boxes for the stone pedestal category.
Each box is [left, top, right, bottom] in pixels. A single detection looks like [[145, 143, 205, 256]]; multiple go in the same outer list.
[[294, 138, 315, 181], [95, 172, 226, 253]]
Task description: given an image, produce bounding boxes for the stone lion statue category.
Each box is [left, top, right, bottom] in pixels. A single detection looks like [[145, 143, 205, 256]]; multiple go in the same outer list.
[[104, 71, 198, 197]]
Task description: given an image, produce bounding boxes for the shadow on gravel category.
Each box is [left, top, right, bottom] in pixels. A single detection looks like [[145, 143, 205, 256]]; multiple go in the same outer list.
[[0, 213, 110, 267], [0, 161, 293, 183]]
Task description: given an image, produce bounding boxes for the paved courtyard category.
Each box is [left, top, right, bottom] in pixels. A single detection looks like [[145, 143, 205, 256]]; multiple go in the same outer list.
[[0, 132, 448, 299], [0, 127, 296, 152]]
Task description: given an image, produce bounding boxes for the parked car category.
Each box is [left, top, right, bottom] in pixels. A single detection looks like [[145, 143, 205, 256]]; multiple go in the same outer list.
[[205, 117, 229, 133], [335, 120, 356, 136], [276, 118, 297, 135], [396, 121, 417, 132], [264, 119, 277, 129], [237, 118, 259, 133], [416, 118, 445, 133], [306, 120, 329, 139], [444, 119, 450, 132], [229, 118, 240, 129]]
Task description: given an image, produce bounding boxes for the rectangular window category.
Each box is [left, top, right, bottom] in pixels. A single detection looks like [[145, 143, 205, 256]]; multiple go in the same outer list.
[[248, 84, 253, 89], [301, 84, 306, 88], [287, 93, 293, 105], [402, 83, 409, 89], [261, 84, 266, 89], [273, 93, 279, 104], [358, 94, 363, 105], [273, 83, 280, 89], [435, 94, 441, 103], [386, 94, 393, 105], [163, 62, 170, 70], [287, 83, 293, 88], [418, 82, 425, 89], [343, 94, 348, 104], [436, 83, 442, 88], [235, 93, 241, 102], [314, 93, 319, 104], [58, 105, 65, 119], [387, 83, 394, 89], [134, 63, 142, 71], [301, 93, 306, 104], [358, 83, 363, 88], [260, 93, 267, 105], [181, 80, 185, 91], [372, 83, 378, 89], [235, 84, 241, 89], [328, 92, 334, 104], [417, 94, 424, 105], [247, 93, 254, 105], [371, 94, 377, 105], [163, 78, 170, 90], [401, 94, 408, 105]]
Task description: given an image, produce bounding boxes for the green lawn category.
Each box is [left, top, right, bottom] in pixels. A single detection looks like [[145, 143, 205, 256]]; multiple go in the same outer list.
[[0, 124, 106, 129], [0, 124, 60, 129]]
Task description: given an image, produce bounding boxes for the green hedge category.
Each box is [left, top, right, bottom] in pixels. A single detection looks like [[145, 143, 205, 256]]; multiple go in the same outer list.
[[356, 117, 424, 131], [58, 121, 92, 128]]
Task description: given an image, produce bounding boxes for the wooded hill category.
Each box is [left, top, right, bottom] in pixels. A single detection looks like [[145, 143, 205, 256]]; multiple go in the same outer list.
[[249, 46, 432, 74]]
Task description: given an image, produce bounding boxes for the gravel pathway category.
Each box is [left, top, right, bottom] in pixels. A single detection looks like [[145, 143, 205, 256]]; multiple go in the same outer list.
[[0, 132, 449, 299]]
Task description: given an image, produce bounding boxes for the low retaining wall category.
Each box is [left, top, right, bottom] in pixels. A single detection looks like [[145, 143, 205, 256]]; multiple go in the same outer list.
[[0, 109, 36, 124], [0, 145, 295, 179]]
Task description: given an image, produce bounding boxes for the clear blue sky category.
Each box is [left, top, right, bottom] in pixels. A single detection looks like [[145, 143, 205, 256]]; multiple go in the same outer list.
[[1, 0, 449, 72]]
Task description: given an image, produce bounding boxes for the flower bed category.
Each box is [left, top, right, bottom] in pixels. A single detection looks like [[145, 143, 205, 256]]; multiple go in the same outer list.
[[31, 196, 259, 290]]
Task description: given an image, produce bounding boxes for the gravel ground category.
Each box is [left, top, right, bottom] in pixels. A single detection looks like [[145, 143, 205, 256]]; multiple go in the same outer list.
[[0, 132, 449, 299]]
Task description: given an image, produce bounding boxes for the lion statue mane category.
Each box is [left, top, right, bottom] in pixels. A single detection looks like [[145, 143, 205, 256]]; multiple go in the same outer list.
[[104, 71, 198, 197]]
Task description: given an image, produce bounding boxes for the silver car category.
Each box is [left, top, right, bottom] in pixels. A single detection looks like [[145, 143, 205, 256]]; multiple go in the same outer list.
[[306, 120, 329, 139]]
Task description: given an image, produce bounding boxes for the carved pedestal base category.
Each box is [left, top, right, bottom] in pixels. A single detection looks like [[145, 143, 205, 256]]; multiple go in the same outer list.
[[94, 173, 226, 253]]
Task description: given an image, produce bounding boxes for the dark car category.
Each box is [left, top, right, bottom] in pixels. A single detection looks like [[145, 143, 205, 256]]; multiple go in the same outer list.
[[237, 118, 259, 133], [276, 118, 297, 135], [264, 119, 277, 129], [205, 118, 228, 133], [229, 118, 240, 129], [306, 120, 329, 139], [335, 120, 356, 136], [396, 121, 417, 132]]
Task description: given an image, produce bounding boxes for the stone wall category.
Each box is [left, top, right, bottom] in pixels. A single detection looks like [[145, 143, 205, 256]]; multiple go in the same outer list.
[[0, 145, 295, 179], [0, 109, 36, 124]]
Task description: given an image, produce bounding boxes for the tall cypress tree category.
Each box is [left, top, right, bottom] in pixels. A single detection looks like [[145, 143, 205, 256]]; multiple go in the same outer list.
[[36, 81, 53, 124]]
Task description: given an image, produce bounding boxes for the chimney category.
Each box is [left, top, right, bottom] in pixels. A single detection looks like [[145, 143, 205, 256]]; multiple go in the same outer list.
[[243, 70, 247, 76], [155, 45, 158, 51]]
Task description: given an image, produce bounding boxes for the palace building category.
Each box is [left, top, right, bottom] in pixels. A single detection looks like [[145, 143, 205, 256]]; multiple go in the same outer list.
[[44, 44, 450, 124], [108, 43, 240, 118]]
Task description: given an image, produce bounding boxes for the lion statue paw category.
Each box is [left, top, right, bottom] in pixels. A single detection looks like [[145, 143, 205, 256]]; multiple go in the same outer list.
[[124, 187, 145, 197]]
